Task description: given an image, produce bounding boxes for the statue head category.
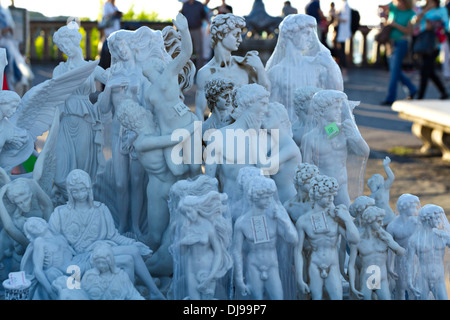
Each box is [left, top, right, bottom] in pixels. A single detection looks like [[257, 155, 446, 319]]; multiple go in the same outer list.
[[279, 14, 321, 54], [108, 29, 135, 63], [396, 193, 420, 217], [367, 174, 384, 193], [310, 89, 347, 124], [91, 242, 117, 274], [66, 169, 94, 208], [293, 86, 322, 119], [116, 99, 152, 133], [210, 13, 245, 50], [262, 102, 292, 136], [232, 83, 270, 121], [361, 206, 385, 231], [349, 195, 375, 219], [23, 217, 48, 242], [205, 78, 234, 113], [418, 204, 444, 229], [6, 178, 33, 213], [293, 163, 320, 194], [0, 90, 21, 119], [53, 22, 83, 56], [309, 174, 339, 208], [247, 176, 277, 210]]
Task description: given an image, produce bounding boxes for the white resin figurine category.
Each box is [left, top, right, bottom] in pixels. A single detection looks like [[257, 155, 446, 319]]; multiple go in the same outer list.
[[142, 13, 201, 178], [294, 174, 359, 300], [266, 14, 343, 122], [173, 191, 232, 300], [195, 13, 271, 120], [47, 169, 165, 300], [116, 99, 196, 250], [232, 176, 298, 300], [292, 86, 322, 148], [367, 156, 395, 226], [301, 90, 370, 208], [81, 242, 145, 300], [21, 217, 76, 300], [386, 193, 421, 300], [202, 78, 235, 135], [262, 102, 302, 204], [204, 83, 270, 197], [52, 23, 107, 201], [406, 204, 450, 300], [284, 162, 320, 223], [348, 206, 405, 300]]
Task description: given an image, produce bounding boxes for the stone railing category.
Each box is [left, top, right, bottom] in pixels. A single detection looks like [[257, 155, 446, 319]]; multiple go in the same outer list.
[[29, 19, 382, 67], [29, 20, 171, 62]]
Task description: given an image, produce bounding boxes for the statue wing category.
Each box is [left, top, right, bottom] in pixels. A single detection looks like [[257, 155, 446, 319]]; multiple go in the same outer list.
[[32, 109, 59, 197], [10, 60, 99, 142]]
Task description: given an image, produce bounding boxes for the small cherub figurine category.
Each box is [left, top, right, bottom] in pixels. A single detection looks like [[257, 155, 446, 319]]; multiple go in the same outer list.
[[386, 193, 421, 300], [367, 156, 395, 226], [348, 206, 405, 300], [284, 163, 320, 223], [406, 204, 450, 300], [81, 242, 145, 300], [294, 174, 359, 300], [232, 176, 298, 300]]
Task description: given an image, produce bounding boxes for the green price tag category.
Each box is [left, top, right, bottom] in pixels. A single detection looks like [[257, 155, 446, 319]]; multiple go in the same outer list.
[[325, 122, 340, 139]]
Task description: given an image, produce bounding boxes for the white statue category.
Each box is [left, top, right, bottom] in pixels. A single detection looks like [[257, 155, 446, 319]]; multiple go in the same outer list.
[[386, 193, 421, 300], [367, 156, 395, 226], [348, 206, 405, 300], [301, 90, 370, 208], [291, 86, 322, 148], [0, 61, 98, 174], [202, 77, 235, 135], [96, 27, 150, 235], [52, 23, 108, 202], [266, 14, 343, 122], [172, 191, 232, 300], [204, 83, 270, 198], [21, 217, 76, 300], [294, 174, 359, 300], [262, 102, 302, 204], [406, 204, 450, 300], [47, 169, 165, 300], [195, 13, 271, 120], [116, 99, 197, 250], [284, 162, 320, 223], [81, 242, 145, 300], [232, 176, 298, 300]]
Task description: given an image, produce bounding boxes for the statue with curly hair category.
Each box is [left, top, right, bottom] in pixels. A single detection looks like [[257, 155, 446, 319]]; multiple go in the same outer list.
[[294, 174, 359, 300], [195, 13, 270, 121]]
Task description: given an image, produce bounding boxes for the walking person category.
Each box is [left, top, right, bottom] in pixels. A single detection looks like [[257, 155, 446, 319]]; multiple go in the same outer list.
[[335, 0, 352, 82], [380, 0, 418, 106], [181, 0, 208, 69], [415, 0, 449, 99]]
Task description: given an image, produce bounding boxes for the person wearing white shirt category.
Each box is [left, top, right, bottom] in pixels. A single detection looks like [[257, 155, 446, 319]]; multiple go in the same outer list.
[[99, 0, 122, 69], [336, 0, 351, 81]]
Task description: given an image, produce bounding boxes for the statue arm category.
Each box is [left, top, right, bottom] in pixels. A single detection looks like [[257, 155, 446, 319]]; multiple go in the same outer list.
[[204, 230, 224, 284], [166, 13, 193, 80], [32, 238, 57, 299], [0, 186, 29, 247], [136, 122, 196, 153], [383, 157, 395, 189], [29, 180, 53, 221], [276, 205, 298, 244], [294, 222, 309, 294], [406, 236, 421, 298], [348, 243, 363, 299], [231, 222, 248, 295], [93, 65, 108, 85]]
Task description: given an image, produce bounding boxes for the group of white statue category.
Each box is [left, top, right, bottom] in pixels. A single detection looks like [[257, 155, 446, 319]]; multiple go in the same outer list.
[[0, 12, 448, 300]]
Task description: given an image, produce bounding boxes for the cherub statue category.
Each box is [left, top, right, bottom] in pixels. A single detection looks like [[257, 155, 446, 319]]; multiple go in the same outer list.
[[47, 169, 165, 300], [406, 204, 450, 300], [294, 174, 359, 300], [142, 13, 201, 178], [284, 162, 320, 223], [261, 102, 302, 203], [202, 77, 235, 135], [232, 176, 298, 300], [116, 98, 197, 250], [367, 156, 395, 226], [20, 217, 76, 300], [301, 90, 370, 208], [173, 191, 232, 300], [348, 206, 405, 300], [266, 14, 343, 123], [291, 86, 322, 148], [81, 242, 145, 300], [386, 193, 421, 300], [195, 13, 271, 121], [52, 22, 108, 201]]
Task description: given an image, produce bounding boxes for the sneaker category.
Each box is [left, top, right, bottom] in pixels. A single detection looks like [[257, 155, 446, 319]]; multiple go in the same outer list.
[[380, 100, 393, 106]]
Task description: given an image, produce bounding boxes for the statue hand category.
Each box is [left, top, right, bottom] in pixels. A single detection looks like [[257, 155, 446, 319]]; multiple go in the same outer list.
[[383, 156, 391, 167], [173, 13, 189, 32], [135, 241, 153, 257], [237, 281, 251, 296], [243, 51, 264, 71], [298, 280, 310, 295]]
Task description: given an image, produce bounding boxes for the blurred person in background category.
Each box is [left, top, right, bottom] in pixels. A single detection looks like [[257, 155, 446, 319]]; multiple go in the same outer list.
[[335, 0, 352, 82], [99, 0, 122, 70], [282, 1, 298, 17], [181, 0, 208, 69]]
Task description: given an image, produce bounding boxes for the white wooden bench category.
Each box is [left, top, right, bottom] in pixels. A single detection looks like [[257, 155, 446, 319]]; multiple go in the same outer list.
[[392, 100, 450, 161]]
